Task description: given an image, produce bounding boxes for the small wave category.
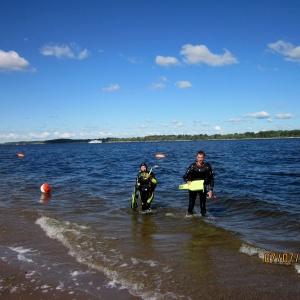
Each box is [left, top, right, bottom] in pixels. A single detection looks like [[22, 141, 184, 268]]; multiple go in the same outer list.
[[240, 243, 300, 275], [8, 246, 37, 263], [239, 243, 266, 261], [35, 215, 183, 300]]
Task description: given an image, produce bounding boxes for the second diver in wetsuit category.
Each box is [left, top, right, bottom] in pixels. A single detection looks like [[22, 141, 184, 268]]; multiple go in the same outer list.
[[131, 163, 157, 211]]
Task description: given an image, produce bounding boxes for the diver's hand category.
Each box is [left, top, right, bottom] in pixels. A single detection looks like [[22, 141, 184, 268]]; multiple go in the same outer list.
[[207, 190, 213, 199]]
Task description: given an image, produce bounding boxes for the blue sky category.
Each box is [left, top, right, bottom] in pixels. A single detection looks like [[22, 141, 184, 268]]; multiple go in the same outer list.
[[0, 0, 299, 143]]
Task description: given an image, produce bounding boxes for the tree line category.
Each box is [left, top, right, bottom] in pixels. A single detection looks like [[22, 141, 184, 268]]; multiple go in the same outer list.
[[3, 129, 300, 145], [102, 129, 300, 142]]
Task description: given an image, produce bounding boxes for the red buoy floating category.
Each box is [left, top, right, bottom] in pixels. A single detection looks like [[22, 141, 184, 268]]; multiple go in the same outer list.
[[155, 154, 165, 159], [40, 183, 51, 194], [17, 153, 24, 157]]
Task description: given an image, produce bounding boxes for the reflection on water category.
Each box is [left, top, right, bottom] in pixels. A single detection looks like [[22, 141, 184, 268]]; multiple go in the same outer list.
[[131, 212, 158, 256], [40, 193, 52, 203]]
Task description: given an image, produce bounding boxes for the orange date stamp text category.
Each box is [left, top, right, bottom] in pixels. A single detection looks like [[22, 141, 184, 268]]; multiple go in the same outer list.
[[264, 252, 299, 264]]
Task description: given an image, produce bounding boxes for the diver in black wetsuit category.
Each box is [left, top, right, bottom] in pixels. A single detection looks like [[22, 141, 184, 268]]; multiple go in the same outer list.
[[183, 151, 214, 216], [132, 163, 157, 211]]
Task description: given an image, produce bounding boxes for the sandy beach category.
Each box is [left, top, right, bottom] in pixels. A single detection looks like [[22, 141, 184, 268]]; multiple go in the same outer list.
[[0, 259, 140, 300], [1, 246, 300, 300]]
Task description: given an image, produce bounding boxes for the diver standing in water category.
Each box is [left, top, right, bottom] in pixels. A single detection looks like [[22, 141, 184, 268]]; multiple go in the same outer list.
[[183, 151, 214, 216], [131, 163, 157, 211]]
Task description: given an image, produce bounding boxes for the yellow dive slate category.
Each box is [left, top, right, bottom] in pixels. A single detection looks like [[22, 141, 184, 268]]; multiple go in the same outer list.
[[178, 180, 204, 191]]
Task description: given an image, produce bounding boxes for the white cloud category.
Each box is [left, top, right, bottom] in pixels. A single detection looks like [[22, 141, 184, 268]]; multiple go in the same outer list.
[[228, 118, 241, 123], [102, 84, 120, 92], [149, 82, 166, 89], [0, 50, 32, 72], [175, 81, 192, 89], [150, 76, 169, 89], [246, 111, 270, 119], [268, 40, 300, 63], [180, 44, 238, 66], [214, 126, 222, 131], [275, 113, 295, 119], [160, 123, 168, 128], [28, 132, 50, 139], [0, 133, 20, 139], [77, 48, 90, 60], [119, 53, 144, 64], [40, 43, 90, 60], [61, 132, 76, 138], [171, 120, 184, 128], [155, 55, 179, 66]]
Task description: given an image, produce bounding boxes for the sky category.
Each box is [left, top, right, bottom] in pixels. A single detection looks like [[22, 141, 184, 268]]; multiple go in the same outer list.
[[0, 0, 299, 143]]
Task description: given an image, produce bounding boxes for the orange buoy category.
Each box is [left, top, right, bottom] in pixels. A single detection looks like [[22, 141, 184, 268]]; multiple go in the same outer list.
[[17, 153, 24, 157], [40, 183, 51, 194], [155, 154, 165, 159]]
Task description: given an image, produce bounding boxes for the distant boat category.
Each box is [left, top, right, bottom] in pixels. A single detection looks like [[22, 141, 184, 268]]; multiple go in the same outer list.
[[88, 140, 102, 144]]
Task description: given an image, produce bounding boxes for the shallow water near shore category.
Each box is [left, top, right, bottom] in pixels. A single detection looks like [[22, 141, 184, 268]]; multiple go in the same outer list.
[[1, 139, 300, 299]]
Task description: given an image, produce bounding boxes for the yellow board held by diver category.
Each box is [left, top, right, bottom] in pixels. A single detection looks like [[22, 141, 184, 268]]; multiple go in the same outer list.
[[178, 180, 204, 191]]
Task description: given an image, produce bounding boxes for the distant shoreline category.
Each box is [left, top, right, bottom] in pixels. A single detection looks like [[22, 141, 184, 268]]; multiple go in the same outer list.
[[1, 129, 300, 145]]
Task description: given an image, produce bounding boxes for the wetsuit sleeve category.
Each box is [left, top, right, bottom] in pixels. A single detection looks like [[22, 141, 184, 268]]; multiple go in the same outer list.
[[135, 173, 140, 188], [150, 172, 157, 184], [183, 164, 193, 182], [206, 163, 214, 189]]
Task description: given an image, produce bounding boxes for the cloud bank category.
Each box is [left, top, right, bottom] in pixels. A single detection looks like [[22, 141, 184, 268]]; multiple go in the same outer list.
[[156, 44, 238, 67]]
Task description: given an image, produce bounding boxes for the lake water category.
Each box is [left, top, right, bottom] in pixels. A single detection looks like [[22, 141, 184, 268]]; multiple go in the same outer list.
[[1, 139, 300, 299]]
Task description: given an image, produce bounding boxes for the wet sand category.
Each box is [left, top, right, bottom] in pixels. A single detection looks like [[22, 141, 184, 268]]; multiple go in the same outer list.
[[1, 212, 300, 299], [1, 248, 300, 300], [0, 260, 139, 300], [208, 247, 300, 299]]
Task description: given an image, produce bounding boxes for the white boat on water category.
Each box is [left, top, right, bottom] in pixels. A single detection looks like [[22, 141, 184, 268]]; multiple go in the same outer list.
[[88, 140, 102, 144]]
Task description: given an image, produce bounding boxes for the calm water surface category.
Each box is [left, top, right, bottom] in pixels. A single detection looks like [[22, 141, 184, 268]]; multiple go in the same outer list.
[[0, 139, 300, 299]]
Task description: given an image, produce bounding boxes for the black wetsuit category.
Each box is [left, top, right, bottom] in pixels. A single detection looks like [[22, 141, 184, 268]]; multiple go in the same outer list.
[[135, 171, 157, 210], [183, 161, 214, 216]]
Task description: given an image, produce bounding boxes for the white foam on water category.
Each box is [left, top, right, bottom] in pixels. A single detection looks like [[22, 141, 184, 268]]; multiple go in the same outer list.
[[240, 243, 300, 273], [205, 215, 216, 220], [10, 287, 18, 293], [71, 270, 88, 277], [104, 236, 118, 240], [56, 281, 65, 290], [8, 246, 36, 263], [25, 271, 35, 278], [184, 213, 201, 219], [239, 243, 266, 261], [163, 266, 173, 273], [119, 263, 128, 267], [130, 257, 139, 265], [106, 279, 117, 288], [143, 260, 157, 267], [35, 215, 185, 300], [165, 212, 174, 217], [140, 209, 154, 215]]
